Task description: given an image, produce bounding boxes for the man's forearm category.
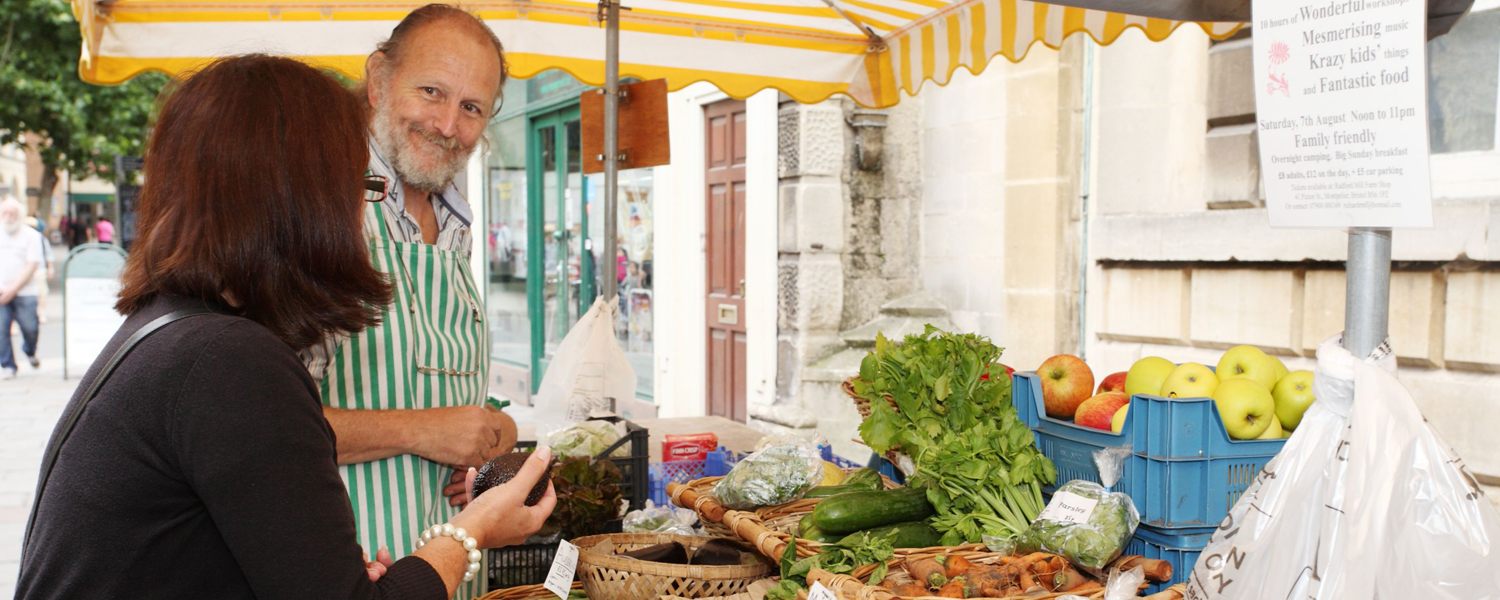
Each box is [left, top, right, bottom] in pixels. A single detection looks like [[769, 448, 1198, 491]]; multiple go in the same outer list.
[[323, 407, 422, 465]]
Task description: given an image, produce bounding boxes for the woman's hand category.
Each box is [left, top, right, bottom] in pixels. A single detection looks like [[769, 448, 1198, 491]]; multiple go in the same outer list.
[[449, 446, 556, 549]]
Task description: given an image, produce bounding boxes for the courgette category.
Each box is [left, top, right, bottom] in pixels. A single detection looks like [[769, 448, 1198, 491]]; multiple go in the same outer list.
[[812, 487, 935, 535], [797, 513, 817, 536], [801, 523, 845, 544], [804, 485, 854, 499], [840, 468, 884, 491], [838, 521, 942, 549]]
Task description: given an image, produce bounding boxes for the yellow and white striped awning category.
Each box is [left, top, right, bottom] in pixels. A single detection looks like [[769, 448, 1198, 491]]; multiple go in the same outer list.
[[73, 0, 1240, 107]]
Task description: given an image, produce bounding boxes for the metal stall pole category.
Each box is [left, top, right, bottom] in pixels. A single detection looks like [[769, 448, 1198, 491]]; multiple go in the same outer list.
[[1342, 228, 1392, 358], [600, 0, 621, 304]]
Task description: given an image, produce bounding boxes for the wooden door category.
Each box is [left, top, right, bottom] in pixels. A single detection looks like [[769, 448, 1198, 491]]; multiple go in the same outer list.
[[705, 100, 748, 421]]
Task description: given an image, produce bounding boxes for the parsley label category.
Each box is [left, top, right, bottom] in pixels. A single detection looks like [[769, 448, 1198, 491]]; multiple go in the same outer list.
[[1037, 491, 1099, 525]]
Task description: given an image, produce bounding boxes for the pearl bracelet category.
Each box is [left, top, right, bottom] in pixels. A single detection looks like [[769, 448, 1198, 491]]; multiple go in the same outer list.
[[415, 523, 483, 582]]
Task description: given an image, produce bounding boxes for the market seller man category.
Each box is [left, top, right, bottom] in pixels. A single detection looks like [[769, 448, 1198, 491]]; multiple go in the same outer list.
[[300, 6, 515, 596]]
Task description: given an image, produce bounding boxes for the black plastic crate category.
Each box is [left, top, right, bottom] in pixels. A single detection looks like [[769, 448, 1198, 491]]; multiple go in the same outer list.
[[515, 416, 649, 513], [488, 520, 622, 588]]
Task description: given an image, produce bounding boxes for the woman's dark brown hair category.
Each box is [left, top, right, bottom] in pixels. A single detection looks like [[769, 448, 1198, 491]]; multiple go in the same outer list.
[[116, 54, 392, 350]]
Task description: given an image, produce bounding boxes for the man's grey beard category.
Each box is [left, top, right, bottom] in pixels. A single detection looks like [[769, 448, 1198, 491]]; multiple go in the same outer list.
[[371, 96, 474, 194], [3, 220, 20, 235]]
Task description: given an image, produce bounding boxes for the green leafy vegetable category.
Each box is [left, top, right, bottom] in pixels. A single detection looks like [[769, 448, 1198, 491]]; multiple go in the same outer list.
[[854, 326, 1057, 544], [1020, 480, 1139, 570], [546, 457, 624, 539], [769, 533, 896, 599], [711, 440, 822, 510]]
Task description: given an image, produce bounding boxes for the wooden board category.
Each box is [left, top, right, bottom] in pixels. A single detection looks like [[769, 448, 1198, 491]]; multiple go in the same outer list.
[[581, 78, 671, 174]]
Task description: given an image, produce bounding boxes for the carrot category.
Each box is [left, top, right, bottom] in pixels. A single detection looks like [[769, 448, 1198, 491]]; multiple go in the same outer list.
[[906, 557, 949, 588], [936, 578, 968, 598], [892, 583, 930, 598], [1141, 585, 1187, 600], [945, 555, 975, 578], [1111, 555, 1175, 582], [1050, 567, 1090, 592], [880, 571, 915, 590], [964, 566, 1010, 597]]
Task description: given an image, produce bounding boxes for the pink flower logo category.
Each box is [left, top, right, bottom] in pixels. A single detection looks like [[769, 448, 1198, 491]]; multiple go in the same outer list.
[[1269, 41, 1290, 65]]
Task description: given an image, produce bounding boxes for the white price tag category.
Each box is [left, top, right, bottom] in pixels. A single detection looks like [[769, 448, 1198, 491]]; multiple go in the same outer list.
[[544, 540, 579, 599], [1037, 491, 1099, 525], [808, 581, 838, 600]]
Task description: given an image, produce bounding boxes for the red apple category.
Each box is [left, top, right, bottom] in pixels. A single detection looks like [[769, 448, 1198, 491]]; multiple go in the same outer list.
[[1097, 371, 1128, 394], [1038, 354, 1095, 419], [1075, 392, 1130, 430]]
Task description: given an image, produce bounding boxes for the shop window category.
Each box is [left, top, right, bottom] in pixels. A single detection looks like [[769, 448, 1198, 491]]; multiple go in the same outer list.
[[587, 170, 656, 398], [486, 114, 530, 367]]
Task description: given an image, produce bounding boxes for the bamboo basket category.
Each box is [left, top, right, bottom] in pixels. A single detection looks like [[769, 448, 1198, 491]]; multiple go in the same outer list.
[[474, 582, 583, 600], [570, 533, 772, 600], [667, 470, 901, 559]]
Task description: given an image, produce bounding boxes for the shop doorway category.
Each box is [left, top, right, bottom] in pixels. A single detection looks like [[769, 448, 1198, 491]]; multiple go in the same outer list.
[[704, 100, 748, 421], [527, 106, 595, 380]]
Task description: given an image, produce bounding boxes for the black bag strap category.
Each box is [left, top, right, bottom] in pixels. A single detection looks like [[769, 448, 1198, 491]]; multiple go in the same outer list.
[[22, 305, 218, 556]]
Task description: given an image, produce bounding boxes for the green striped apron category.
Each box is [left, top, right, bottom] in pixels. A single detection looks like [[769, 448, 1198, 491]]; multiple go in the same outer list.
[[321, 204, 489, 598]]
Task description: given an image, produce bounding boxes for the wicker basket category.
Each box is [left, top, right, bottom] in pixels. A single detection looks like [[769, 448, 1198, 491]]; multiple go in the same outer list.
[[667, 469, 903, 558], [474, 582, 583, 600], [804, 548, 1182, 600], [570, 533, 772, 600]]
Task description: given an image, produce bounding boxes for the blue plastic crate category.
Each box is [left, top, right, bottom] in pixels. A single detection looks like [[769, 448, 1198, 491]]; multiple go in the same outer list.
[[1016, 371, 1288, 529], [1131, 452, 1273, 529], [1125, 525, 1215, 595], [646, 447, 744, 507]]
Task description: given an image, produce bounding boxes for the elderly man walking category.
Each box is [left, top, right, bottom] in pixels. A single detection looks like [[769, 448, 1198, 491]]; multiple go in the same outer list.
[[299, 6, 515, 596], [0, 198, 44, 378]]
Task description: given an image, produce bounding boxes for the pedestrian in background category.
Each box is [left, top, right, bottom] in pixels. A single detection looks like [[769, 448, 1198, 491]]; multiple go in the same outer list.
[[24, 216, 52, 324], [95, 216, 114, 244], [0, 198, 43, 377]]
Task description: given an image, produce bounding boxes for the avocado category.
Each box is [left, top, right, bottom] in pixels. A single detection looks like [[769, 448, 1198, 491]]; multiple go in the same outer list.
[[473, 451, 550, 505]]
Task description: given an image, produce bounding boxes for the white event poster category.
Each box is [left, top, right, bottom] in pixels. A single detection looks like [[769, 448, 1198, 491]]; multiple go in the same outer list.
[[1253, 0, 1433, 228]]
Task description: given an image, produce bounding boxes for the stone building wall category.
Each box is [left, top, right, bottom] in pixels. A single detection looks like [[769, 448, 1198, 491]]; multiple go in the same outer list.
[[1083, 23, 1500, 485]]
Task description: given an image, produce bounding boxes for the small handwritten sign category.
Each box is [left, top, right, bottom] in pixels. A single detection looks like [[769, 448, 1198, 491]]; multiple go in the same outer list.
[[544, 540, 579, 599], [808, 581, 838, 600], [1037, 491, 1099, 525]]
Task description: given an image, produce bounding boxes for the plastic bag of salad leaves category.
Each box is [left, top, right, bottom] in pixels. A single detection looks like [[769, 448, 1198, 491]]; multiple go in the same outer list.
[[711, 435, 824, 510], [1019, 480, 1139, 575]]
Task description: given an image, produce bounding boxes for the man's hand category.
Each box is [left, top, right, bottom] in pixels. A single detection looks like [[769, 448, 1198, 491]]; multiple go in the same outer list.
[[411, 405, 518, 469], [365, 547, 394, 582], [0, 288, 17, 305], [443, 469, 470, 508]]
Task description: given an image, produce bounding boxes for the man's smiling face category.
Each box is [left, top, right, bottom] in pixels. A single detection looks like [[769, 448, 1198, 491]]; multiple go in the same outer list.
[[368, 19, 501, 193]]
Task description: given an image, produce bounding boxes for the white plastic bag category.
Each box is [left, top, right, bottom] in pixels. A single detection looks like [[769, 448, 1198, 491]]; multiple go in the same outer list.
[[535, 297, 637, 445], [1188, 335, 1500, 600]]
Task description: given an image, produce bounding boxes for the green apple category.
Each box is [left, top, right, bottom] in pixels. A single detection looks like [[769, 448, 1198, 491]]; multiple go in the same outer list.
[[1160, 363, 1220, 399], [1212, 378, 1277, 439], [1256, 415, 1284, 439], [1125, 357, 1176, 397], [1272, 370, 1316, 430], [1216, 345, 1279, 390], [1270, 355, 1289, 384], [1111, 405, 1129, 433]]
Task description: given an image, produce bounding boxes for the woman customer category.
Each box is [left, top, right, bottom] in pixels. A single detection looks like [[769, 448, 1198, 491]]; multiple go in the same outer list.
[[16, 54, 554, 599]]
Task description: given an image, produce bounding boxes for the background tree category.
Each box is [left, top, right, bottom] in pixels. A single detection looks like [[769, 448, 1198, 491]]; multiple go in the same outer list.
[[0, 0, 166, 222]]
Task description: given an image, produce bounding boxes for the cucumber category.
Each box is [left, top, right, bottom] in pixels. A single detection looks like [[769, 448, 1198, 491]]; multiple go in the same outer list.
[[840, 468, 884, 491], [804, 485, 854, 499], [812, 487, 935, 535], [797, 513, 817, 536], [801, 523, 845, 544], [838, 521, 942, 549]]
